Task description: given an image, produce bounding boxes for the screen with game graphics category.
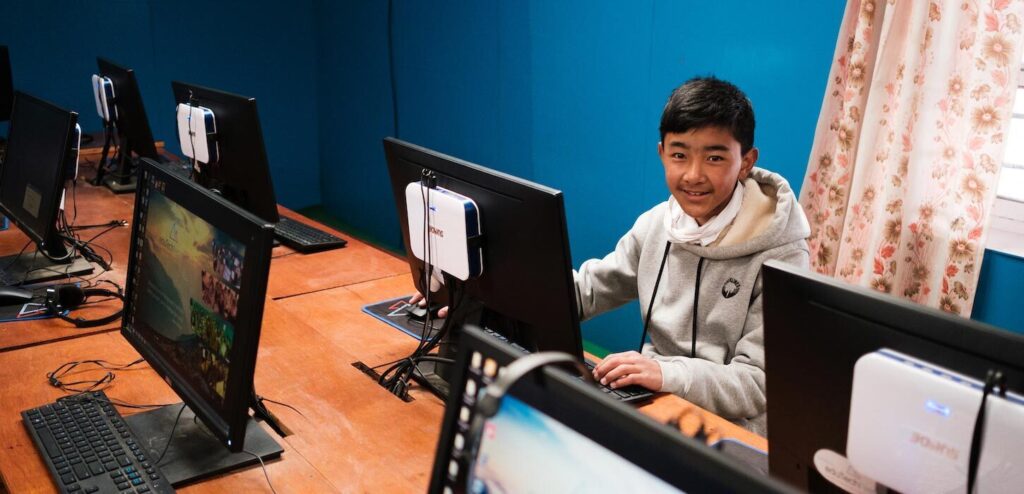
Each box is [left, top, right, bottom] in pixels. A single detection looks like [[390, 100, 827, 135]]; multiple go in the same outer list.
[[128, 184, 247, 411]]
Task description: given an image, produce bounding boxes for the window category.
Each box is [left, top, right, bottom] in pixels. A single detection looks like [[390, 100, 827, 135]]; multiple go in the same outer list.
[[987, 50, 1024, 257]]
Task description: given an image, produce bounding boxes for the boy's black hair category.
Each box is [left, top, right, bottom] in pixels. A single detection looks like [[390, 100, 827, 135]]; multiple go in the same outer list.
[[659, 76, 756, 155]]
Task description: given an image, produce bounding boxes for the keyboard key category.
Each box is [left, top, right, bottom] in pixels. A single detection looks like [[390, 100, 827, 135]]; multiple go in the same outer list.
[[89, 461, 105, 475], [38, 429, 62, 458]]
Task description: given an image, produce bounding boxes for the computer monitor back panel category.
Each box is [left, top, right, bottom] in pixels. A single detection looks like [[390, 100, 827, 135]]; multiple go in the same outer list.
[[429, 325, 795, 494], [1, 45, 13, 121], [122, 160, 274, 450], [383, 138, 582, 358], [171, 81, 280, 224], [0, 91, 76, 248], [97, 58, 159, 160], [762, 261, 1024, 492]]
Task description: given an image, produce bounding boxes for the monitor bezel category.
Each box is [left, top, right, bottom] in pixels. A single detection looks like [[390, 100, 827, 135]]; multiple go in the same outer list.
[[96, 57, 160, 161], [383, 137, 583, 359], [121, 159, 275, 451], [0, 91, 76, 251], [429, 325, 796, 494], [170, 81, 280, 224]]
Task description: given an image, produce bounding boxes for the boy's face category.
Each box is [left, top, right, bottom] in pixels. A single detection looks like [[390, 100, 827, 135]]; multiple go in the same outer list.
[[659, 126, 757, 225]]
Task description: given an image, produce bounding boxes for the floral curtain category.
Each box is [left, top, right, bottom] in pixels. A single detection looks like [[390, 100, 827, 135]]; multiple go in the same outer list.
[[801, 0, 1024, 315]]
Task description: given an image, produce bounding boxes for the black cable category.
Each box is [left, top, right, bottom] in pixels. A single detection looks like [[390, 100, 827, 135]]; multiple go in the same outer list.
[[692, 257, 705, 358], [637, 241, 672, 352], [258, 396, 308, 420], [242, 449, 278, 494], [46, 358, 154, 399], [967, 370, 1007, 494], [154, 404, 188, 466], [70, 219, 127, 230], [0, 239, 33, 278]]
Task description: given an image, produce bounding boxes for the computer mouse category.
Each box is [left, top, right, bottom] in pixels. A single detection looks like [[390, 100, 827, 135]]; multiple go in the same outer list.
[[0, 286, 34, 306]]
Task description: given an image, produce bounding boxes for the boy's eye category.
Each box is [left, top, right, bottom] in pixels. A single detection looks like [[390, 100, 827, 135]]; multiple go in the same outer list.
[[672, 153, 686, 159], [708, 155, 725, 162]]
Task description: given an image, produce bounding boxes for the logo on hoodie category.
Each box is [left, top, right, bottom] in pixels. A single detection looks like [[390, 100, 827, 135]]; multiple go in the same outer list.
[[722, 278, 741, 298]]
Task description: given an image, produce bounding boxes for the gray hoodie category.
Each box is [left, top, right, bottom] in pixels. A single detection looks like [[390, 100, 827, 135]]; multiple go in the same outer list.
[[575, 167, 810, 435]]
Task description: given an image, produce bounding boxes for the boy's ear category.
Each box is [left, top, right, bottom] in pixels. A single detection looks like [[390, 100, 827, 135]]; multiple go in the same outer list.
[[657, 141, 664, 156], [739, 147, 758, 180]]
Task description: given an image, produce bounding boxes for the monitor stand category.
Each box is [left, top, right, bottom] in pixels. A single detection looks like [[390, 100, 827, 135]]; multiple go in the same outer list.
[[103, 153, 138, 193], [411, 338, 457, 399], [123, 404, 283, 488], [0, 251, 94, 285]]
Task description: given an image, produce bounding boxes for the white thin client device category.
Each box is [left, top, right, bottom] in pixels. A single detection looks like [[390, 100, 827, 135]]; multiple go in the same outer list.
[[91, 74, 116, 122], [405, 183, 482, 281], [847, 349, 1024, 493], [175, 102, 218, 166]]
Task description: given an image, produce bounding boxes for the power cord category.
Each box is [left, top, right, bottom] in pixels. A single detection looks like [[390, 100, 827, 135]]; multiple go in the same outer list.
[[154, 404, 187, 466], [242, 449, 278, 494]]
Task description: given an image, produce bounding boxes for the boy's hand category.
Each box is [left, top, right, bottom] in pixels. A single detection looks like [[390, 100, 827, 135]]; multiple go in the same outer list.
[[408, 293, 449, 318], [591, 351, 662, 391]]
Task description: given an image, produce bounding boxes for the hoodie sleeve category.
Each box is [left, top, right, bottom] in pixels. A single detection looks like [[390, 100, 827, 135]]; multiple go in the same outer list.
[[574, 210, 653, 320], [646, 247, 810, 421]]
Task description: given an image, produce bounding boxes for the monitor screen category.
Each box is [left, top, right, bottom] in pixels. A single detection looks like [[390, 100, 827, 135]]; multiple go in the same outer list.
[[473, 394, 684, 492], [430, 325, 795, 494], [383, 138, 582, 360], [762, 260, 1024, 492], [122, 159, 274, 450], [0, 91, 76, 249], [170, 81, 280, 224], [97, 58, 159, 161], [1, 45, 12, 121]]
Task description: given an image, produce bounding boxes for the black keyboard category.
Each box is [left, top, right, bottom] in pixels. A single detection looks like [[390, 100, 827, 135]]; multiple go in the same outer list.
[[582, 359, 655, 405], [480, 328, 654, 405], [275, 216, 348, 253], [22, 391, 175, 494]]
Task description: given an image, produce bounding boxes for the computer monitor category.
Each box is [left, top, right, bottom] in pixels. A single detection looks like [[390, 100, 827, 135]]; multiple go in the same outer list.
[[1, 45, 12, 122], [430, 325, 796, 493], [95, 57, 161, 191], [383, 138, 583, 394], [762, 260, 1024, 492], [170, 81, 279, 224], [119, 159, 281, 485], [0, 91, 94, 284]]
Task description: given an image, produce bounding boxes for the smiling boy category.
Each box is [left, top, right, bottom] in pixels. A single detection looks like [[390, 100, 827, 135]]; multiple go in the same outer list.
[[579, 77, 810, 434]]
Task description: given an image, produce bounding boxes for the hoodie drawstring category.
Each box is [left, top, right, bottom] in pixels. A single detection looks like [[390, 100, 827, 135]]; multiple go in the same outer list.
[[692, 257, 705, 358]]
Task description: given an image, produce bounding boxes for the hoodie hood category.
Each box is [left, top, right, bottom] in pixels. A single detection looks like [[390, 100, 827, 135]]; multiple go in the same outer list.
[[675, 167, 810, 260]]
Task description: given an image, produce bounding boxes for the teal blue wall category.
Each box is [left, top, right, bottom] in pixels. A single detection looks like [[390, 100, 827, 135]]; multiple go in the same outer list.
[[0, 0, 321, 208], [315, 0, 532, 247], [973, 251, 1024, 334]]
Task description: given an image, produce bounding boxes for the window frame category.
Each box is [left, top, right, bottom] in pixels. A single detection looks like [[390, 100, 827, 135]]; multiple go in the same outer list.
[[987, 58, 1024, 258]]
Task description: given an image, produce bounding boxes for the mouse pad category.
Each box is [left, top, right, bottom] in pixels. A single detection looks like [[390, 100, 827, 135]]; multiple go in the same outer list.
[[362, 295, 442, 341], [0, 295, 59, 323]]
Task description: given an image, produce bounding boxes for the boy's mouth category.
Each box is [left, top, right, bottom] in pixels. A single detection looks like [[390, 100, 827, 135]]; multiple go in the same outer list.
[[683, 189, 711, 198]]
